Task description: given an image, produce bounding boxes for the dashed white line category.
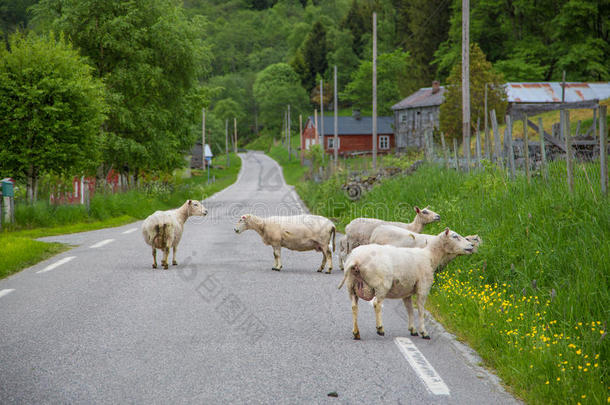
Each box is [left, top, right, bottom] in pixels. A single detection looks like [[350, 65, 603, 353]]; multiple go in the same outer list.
[[37, 256, 76, 274], [90, 239, 115, 248], [0, 289, 15, 298], [395, 337, 450, 396], [122, 227, 138, 234]]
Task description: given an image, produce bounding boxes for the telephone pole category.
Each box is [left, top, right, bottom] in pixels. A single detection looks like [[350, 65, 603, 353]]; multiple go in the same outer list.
[[372, 12, 378, 169], [333, 65, 338, 165], [462, 0, 470, 154]]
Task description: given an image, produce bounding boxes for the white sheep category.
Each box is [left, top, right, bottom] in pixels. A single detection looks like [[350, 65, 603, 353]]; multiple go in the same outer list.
[[344, 206, 440, 254], [234, 214, 336, 273], [338, 228, 475, 340], [142, 199, 208, 269], [338, 234, 348, 271]]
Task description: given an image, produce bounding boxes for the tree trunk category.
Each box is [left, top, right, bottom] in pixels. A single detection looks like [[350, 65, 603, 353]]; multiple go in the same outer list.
[[26, 165, 38, 204]]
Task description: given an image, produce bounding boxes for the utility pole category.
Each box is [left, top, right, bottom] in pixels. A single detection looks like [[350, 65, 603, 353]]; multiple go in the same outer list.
[[462, 0, 470, 156], [225, 119, 229, 167], [202, 107, 205, 169], [320, 79, 325, 163], [334, 65, 339, 165], [372, 12, 378, 170], [299, 114, 304, 165], [288, 104, 291, 161]]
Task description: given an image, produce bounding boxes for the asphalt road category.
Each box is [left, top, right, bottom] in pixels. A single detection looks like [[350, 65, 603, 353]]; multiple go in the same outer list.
[[0, 151, 520, 404]]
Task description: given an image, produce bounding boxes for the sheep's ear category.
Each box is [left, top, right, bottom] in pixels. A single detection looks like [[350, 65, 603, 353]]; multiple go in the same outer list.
[[414, 206, 420, 213], [188, 200, 192, 205], [241, 215, 246, 220], [444, 227, 450, 236]]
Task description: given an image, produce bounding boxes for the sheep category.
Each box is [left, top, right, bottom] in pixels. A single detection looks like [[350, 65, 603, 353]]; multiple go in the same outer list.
[[338, 228, 475, 340], [142, 199, 208, 269], [338, 234, 348, 271], [344, 206, 440, 254], [234, 214, 336, 273], [369, 225, 482, 270]]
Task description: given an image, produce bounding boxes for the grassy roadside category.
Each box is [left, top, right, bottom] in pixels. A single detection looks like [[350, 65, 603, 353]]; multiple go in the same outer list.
[[0, 153, 242, 280], [269, 148, 609, 404]]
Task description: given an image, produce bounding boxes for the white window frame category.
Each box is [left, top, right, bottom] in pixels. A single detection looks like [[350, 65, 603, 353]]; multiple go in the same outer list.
[[327, 136, 340, 150], [379, 135, 390, 150]]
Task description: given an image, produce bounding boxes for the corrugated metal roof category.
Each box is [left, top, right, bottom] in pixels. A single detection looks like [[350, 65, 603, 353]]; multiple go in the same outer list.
[[392, 86, 446, 110], [506, 82, 610, 103], [308, 115, 394, 135]]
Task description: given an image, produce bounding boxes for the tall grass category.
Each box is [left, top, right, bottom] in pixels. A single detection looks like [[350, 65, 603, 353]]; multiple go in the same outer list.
[[295, 160, 609, 404]]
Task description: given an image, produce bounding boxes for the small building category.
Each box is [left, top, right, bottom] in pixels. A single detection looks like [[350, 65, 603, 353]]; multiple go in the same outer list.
[[190, 142, 213, 169], [301, 111, 395, 155], [391, 81, 446, 151]]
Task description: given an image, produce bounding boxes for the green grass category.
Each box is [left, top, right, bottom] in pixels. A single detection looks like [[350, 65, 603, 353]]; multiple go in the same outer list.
[[0, 236, 69, 279], [267, 142, 308, 186], [289, 160, 609, 405], [0, 153, 241, 279]]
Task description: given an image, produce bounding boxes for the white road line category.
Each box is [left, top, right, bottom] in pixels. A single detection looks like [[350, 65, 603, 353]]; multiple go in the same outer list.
[[122, 227, 138, 234], [0, 289, 15, 298], [37, 256, 76, 274], [394, 337, 450, 396], [90, 239, 115, 248]]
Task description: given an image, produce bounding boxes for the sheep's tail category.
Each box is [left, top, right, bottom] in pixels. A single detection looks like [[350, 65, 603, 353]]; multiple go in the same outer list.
[[337, 259, 357, 289], [331, 226, 336, 252], [153, 222, 172, 248]]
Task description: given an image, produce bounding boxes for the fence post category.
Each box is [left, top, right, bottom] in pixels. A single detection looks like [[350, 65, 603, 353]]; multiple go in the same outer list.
[[564, 110, 573, 193], [465, 122, 471, 172], [475, 117, 482, 169], [490, 109, 502, 168], [523, 114, 530, 183], [506, 115, 515, 179], [538, 117, 548, 180], [600, 105, 608, 196], [0, 193, 2, 230], [441, 132, 449, 169], [453, 138, 459, 170]]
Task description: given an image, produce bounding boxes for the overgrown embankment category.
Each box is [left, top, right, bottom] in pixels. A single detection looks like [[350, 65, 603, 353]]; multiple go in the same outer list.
[[0, 153, 241, 279], [270, 146, 609, 405]]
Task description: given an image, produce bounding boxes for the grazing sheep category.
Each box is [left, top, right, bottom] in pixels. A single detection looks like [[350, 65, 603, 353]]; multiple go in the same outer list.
[[338, 235, 349, 271], [344, 206, 440, 254], [370, 225, 482, 269], [338, 228, 475, 340], [142, 199, 208, 269], [234, 214, 336, 273]]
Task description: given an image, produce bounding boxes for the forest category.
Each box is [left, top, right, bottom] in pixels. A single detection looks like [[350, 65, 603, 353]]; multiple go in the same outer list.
[[1, 0, 608, 192]]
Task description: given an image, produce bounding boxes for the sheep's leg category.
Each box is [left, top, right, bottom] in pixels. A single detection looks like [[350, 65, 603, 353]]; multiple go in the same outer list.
[[272, 246, 282, 271], [317, 247, 328, 273], [403, 297, 418, 336], [152, 247, 158, 269], [417, 293, 430, 339], [162, 247, 170, 270], [172, 246, 178, 266], [351, 293, 360, 340], [373, 297, 385, 336], [324, 246, 333, 274]]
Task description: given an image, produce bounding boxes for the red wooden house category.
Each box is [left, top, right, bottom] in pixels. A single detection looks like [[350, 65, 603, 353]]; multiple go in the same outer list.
[[301, 111, 395, 156]]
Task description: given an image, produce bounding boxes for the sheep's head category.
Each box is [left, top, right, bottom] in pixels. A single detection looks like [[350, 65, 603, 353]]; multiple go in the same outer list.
[[439, 228, 475, 255], [464, 235, 482, 253], [414, 205, 441, 224], [234, 214, 251, 234], [187, 200, 208, 216]]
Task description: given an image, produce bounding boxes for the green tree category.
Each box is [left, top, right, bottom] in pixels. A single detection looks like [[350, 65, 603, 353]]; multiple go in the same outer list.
[[341, 49, 417, 115], [253, 63, 309, 133], [0, 32, 107, 202], [31, 0, 211, 176], [439, 43, 507, 143], [300, 20, 329, 91]]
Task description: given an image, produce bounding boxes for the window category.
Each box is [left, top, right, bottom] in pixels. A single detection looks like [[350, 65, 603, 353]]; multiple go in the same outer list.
[[379, 135, 389, 150], [400, 112, 408, 122], [327, 137, 340, 150]]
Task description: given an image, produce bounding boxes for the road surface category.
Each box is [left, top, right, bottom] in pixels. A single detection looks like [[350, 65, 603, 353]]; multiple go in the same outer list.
[[0, 151, 519, 404]]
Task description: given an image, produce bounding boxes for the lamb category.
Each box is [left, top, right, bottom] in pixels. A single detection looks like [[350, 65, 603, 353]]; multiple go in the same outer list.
[[344, 206, 440, 255], [338, 228, 475, 340], [369, 225, 482, 269], [141, 199, 208, 269], [234, 214, 336, 273]]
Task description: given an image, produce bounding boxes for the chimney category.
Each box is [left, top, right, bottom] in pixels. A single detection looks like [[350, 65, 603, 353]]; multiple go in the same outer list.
[[431, 80, 440, 94], [352, 109, 361, 120]]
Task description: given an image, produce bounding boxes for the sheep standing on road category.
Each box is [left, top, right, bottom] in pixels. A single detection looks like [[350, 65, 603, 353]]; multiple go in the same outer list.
[[344, 206, 440, 255], [142, 200, 208, 269], [234, 214, 336, 273], [338, 235, 348, 271], [338, 228, 475, 340]]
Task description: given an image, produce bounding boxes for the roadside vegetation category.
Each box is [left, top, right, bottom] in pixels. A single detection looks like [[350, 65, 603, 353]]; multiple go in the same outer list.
[[269, 144, 608, 404], [0, 153, 241, 280]]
